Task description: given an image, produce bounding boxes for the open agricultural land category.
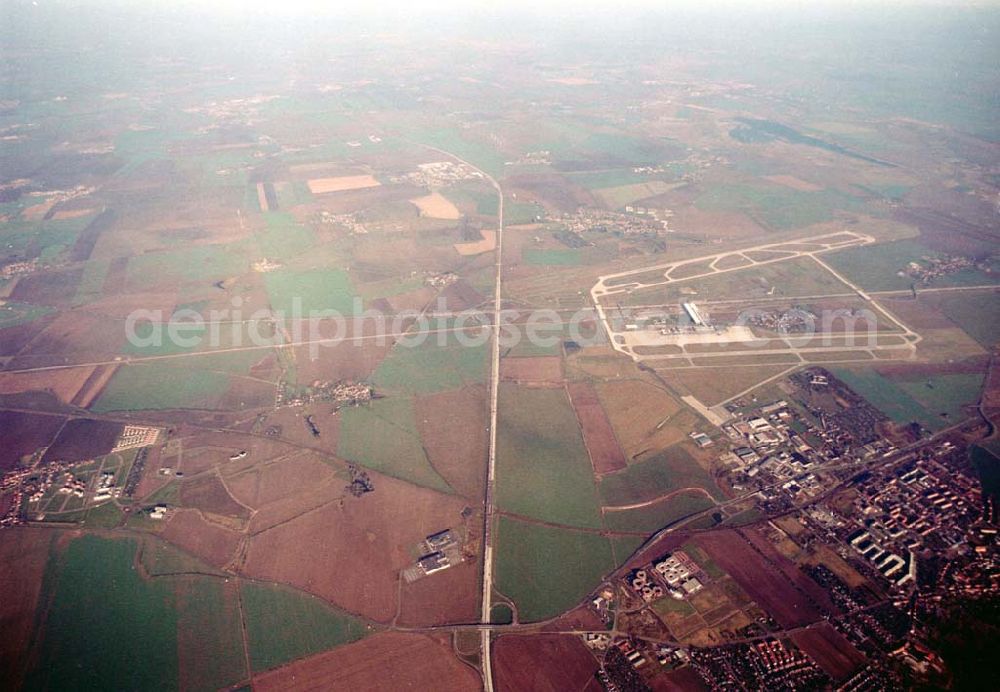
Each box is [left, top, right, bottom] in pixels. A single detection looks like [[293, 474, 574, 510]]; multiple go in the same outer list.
[[1, 3, 998, 692]]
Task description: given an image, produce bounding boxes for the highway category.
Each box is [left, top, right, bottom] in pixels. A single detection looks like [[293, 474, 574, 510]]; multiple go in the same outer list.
[[480, 169, 503, 692], [416, 145, 503, 692]]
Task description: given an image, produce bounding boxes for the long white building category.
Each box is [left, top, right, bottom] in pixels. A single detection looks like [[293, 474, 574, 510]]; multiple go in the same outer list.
[[682, 302, 706, 327]]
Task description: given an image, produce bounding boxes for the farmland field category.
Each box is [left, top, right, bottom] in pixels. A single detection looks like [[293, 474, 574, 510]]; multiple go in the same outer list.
[[256, 212, 316, 261], [125, 243, 250, 287], [696, 183, 866, 230], [832, 367, 982, 432], [622, 255, 853, 305], [306, 175, 380, 194], [602, 490, 716, 532], [599, 445, 725, 506], [337, 396, 453, 493], [90, 350, 265, 412], [242, 581, 369, 672], [495, 516, 614, 622], [23, 535, 248, 692], [495, 384, 604, 528], [826, 239, 1000, 292], [373, 340, 488, 395], [264, 268, 357, 316], [936, 290, 1000, 348], [523, 248, 583, 265]]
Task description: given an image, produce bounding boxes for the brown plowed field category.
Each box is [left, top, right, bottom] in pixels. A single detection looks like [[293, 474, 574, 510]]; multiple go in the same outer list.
[[6, 311, 126, 365], [71, 364, 118, 408], [415, 385, 488, 500], [0, 528, 57, 689], [289, 338, 390, 391], [438, 279, 484, 312], [875, 355, 989, 378], [178, 430, 293, 475], [218, 377, 276, 410], [0, 367, 95, 405], [100, 256, 129, 295], [133, 445, 168, 499], [567, 381, 626, 474], [790, 622, 868, 682], [740, 527, 839, 616], [254, 631, 479, 692], [180, 474, 251, 519], [693, 530, 823, 629], [0, 411, 65, 470], [493, 634, 599, 692], [397, 559, 480, 626], [386, 286, 436, 312], [10, 266, 84, 307], [541, 603, 607, 632], [505, 173, 595, 214], [500, 356, 562, 384], [0, 313, 57, 355], [649, 666, 710, 691], [41, 418, 123, 463], [244, 473, 468, 622], [226, 451, 335, 512], [596, 379, 686, 459], [161, 509, 241, 569]]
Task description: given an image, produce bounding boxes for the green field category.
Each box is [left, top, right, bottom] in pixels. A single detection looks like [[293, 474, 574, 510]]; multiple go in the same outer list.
[[122, 315, 273, 358], [264, 268, 357, 317], [832, 367, 983, 432], [566, 169, 657, 190], [274, 181, 314, 209], [495, 516, 614, 622], [523, 248, 583, 266], [408, 127, 506, 178], [602, 490, 716, 532], [610, 534, 647, 567], [554, 132, 681, 170], [490, 603, 514, 625], [83, 500, 125, 528], [126, 243, 250, 287], [495, 385, 604, 529], [937, 291, 1000, 348], [25, 535, 246, 692], [652, 595, 696, 617], [242, 581, 369, 672], [696, 183, 866, 230], [971, 445, 1000, 498], [72, 258, 110, 306], [175, 578, 249, 690], [623, 255, 851, 305], [895, 373, 984, 426], [91, 350, 264, 412], [0, 301, 53, 328], [826, 239, 1000, 292], [505, 201, 545, 225], [0, 215, 94, 265], [599, 446, 725, 506], [594, 180, 681, 208], [337, 396, 453, 493], [140, 536, 227, 577], [372, 340, 487, 395], [256, 212, 316, 262]]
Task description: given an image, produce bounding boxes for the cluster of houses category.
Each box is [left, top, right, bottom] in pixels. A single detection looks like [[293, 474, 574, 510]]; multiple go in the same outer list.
[[112, 425, 160, 452]]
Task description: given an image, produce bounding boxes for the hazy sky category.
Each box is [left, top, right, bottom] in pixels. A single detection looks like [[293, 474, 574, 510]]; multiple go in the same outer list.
[[38, 0, 998, 16]]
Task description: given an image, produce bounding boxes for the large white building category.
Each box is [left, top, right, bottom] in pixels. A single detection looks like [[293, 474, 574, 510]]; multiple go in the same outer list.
[[682, 302, 707, 327]]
